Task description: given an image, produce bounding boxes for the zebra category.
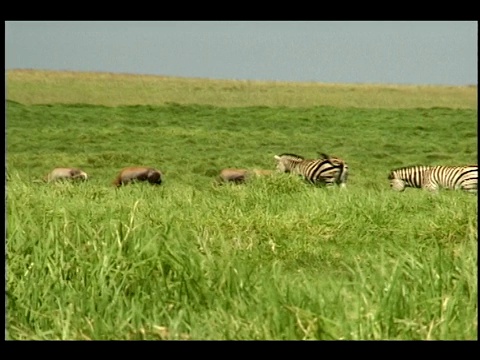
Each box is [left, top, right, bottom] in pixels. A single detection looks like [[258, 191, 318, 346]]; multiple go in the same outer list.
[[388, 165, 478, 193], [273, 153, 349, 187]]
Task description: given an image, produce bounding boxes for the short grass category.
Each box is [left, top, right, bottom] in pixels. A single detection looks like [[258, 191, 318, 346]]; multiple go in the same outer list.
[[5, 71, 478, 340], [6, 69, 478, 109]]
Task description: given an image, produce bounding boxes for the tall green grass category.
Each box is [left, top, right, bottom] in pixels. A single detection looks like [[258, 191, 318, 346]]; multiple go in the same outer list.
[[6, 74, 478, 340], [7, 175, 477, 340]]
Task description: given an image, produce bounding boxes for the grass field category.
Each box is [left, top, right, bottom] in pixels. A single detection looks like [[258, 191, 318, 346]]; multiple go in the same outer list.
[[6, 70, 478, 340]]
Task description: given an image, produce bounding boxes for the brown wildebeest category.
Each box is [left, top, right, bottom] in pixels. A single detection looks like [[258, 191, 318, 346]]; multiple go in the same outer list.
[[44, 167, 88, 182], [218, 168, 249, 184], [216, 168, 275, 184], [112, 166, 163, 187]]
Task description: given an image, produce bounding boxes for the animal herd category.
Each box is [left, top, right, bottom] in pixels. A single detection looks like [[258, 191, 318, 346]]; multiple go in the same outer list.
[[41, 166, 163, 187], [41, 152, 478, 194]]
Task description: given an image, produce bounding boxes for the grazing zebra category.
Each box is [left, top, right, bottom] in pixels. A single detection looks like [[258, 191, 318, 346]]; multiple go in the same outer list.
[[44, 167, 88, 182], [113, 166, 163, 187], [274, 153, 349, 187], [388, 165, 478, 193]]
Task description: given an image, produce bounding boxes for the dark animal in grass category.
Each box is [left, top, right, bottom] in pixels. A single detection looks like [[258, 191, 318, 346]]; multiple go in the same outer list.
[[113, 166, 163, 187], [217, 168, 275, 184], [44, 167, 88, 182]]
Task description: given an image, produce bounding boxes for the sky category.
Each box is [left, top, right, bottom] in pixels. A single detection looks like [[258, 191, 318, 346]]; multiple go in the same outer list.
[[5, 21, 478, 86]]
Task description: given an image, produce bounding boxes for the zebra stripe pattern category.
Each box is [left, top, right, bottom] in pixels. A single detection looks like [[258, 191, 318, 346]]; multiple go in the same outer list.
[[388, 165, 478, 193], [274, 153, 349, 187]]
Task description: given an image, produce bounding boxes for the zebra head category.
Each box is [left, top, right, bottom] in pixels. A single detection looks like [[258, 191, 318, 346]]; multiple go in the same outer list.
[[388, 169, 408, 191], [388, 166, 432, 191], [274, 153, 305, 173]]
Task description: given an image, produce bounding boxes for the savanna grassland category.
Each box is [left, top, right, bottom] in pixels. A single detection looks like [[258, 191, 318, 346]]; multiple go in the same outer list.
[[6, 70, 478, 340]]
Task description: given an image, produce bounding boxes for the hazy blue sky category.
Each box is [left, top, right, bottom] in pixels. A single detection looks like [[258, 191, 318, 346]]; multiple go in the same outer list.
[[5, 21, 478, 86]]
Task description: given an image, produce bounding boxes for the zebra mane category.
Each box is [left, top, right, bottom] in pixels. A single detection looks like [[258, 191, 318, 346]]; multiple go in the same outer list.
[[278, 153, 305, 160], [317, 153, 346, 169]]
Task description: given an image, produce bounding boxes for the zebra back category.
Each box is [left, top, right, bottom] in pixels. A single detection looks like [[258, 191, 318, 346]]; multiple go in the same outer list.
[[274, 153, 348, 187], [424, 165, 478, 193], [388, 165, 478, 193]]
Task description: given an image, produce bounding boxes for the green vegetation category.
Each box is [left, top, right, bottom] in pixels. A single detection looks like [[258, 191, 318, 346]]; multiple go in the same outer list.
[[6, 69, 477, 109], [6, 70, 478, 340]]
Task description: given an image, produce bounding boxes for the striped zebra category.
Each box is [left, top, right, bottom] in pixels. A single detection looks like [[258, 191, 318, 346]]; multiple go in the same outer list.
[[388, 165, 478, 193], [274, 153, 349, 187]]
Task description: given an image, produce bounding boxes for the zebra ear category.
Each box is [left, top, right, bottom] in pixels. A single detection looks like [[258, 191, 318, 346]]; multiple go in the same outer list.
[[319, 153, 330, 159], [274, 155, 281, 160]]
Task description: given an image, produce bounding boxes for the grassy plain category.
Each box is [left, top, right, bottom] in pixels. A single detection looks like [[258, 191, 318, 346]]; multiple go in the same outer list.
[[7, 69, 477, 109], [6, 69, 478, 340]]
